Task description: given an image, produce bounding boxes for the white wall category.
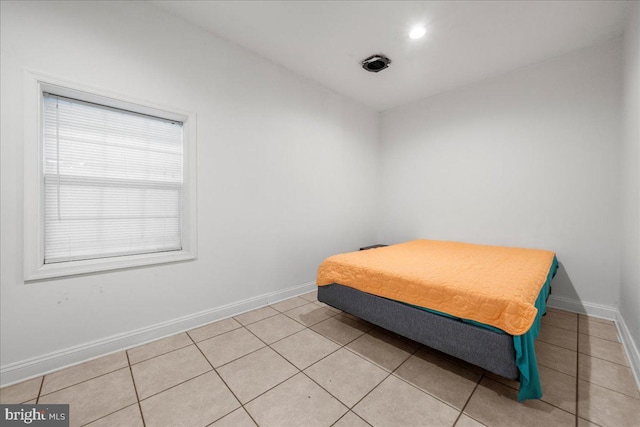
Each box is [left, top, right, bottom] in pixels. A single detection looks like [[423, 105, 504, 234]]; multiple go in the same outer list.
[[380, 40, 623, 308], [0, 1, 378, 380], [620, 2, 640, 353]]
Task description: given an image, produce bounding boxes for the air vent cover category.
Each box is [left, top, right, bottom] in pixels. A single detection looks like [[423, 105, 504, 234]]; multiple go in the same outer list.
[[361, 54, 391, 73]]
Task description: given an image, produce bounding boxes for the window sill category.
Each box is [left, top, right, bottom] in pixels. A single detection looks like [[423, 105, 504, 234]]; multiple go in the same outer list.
[[24, 250, 196, 282]]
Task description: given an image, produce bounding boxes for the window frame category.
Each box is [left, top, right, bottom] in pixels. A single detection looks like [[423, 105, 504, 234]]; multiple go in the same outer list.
[[23, 71, 198, 281]]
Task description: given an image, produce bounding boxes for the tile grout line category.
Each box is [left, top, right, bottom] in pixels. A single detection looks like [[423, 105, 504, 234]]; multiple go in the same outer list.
[[153, 321, 384, 423], [577, 331, 624, 344], [240, 319, 378, 423], [270, 298, 314, 314], [386, 347, 480, 415], [190, 308, 351, 420], [330, 410, 373, 427], [538, 336, 630, 370], [188, 324, 243, 344], [38, 365, 130, 399], [293, 314, 473, 418], [282, 307, 342, 329], [578, 416, 604, 427], [78, 403, 140, 427], [269, 322, 375, 404], [237, 325, 303, 409], [340, 344, 423, 417], [126, 351, 147, 427], [35, 376, 44, 404], [532, 339, 576, 352], [480, 376, 579, 418], [137, 370, 213, 404], [129, 339, 194, 366], [185, 333, 259, 427], [573, 350, 629, 368], [234, 310, 281, 328], [452, 371, 484, 427], [278, 337, 369, 411], [578, 377, 640, 401]]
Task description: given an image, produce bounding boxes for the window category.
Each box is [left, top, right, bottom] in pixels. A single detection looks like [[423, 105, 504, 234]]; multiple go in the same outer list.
[[24, 73, 197, 280]]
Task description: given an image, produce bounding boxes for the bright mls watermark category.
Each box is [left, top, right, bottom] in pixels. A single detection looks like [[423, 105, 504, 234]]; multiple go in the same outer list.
[[1, 405, 69, 426]]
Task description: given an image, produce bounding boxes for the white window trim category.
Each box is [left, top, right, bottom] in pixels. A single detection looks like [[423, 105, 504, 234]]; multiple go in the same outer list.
[[23, 70, 198, 281]]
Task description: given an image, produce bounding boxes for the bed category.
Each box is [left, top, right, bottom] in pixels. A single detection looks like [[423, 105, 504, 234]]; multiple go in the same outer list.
[[316, 239, 558, 401]]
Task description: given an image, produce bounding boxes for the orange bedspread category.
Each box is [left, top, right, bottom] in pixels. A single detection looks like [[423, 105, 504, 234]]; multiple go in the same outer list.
[[316, 240, 555, 335]]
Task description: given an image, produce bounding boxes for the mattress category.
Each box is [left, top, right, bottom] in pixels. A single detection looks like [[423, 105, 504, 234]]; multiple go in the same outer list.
[[317, 239, 556, 335]]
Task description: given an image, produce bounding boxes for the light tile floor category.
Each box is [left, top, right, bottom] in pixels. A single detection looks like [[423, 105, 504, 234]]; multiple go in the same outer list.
[[2, 292, 639, 427]]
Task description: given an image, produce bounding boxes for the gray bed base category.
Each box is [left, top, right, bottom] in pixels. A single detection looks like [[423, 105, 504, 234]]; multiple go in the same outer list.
[[318, 283, 519, 380]]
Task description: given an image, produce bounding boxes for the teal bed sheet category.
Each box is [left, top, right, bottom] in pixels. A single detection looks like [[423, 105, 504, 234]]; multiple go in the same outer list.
[[410, 256, 559, 401]]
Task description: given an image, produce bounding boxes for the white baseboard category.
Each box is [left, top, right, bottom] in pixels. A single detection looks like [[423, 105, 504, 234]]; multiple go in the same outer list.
[[546, 295, 617, 320], [616, 309, 640, 392], [547, 295, 640, 391], [0, 281, 316, 387]]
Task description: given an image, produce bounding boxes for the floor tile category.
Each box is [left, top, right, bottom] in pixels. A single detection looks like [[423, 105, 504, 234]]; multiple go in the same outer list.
[[270, 297, 309, 313], [300, 290, 318, 302], [546, 307, 572, 315], [314, 301, 341, 313], [39, 368, 137, 427], [333, 411, 371, 427], [541, 310, 578, 332], [455, 414, 486, 427], [0, 376, 42, 403], [245, 373, 347, 427], [535, 340, 577, 376], [41, 351, 128, 395], [217, 347, 298, 404], [311, 314, 372, 346], [537, 364, 577, 414], [246, 313, 305, 344], [483, 371, 520, 390], [538, 324, 578, 351], [577, 417, 600, 427], [469, 363, 577, 414], [464, 378, 575, 427], [128, 333, 192, 365], [579, 313, 615, 326], [234, 306, 279, 326], [131, 345, 211, 399], [346, 328, 417, 372], [578, 334, 629, 366], [85, 404, 143, 427], [579, 317, 620, 342], [305, 348, 388, 408], [271, 328, 340, 369], [284, 302, 337, 326], [210, 408, 257, 427], [394, 348, 481, 409], [140, 372, 240, 427], [188, 318, 242, 342], [578, 379, 640, 427], [420, 346, 484, 374], [354, 375, 460, 427], [578, 353, 640, 399], [197, 327, 265, 367]]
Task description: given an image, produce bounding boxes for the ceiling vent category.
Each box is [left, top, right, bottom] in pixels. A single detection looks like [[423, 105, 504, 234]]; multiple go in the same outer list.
[[361, 54, 391, 73]]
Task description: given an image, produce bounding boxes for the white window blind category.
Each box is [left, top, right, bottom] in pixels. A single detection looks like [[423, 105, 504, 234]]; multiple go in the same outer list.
[[43, 93, 184, 264]]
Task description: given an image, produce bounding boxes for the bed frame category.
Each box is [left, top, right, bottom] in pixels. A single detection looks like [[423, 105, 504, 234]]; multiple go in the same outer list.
[[318, 283, 519, 380]]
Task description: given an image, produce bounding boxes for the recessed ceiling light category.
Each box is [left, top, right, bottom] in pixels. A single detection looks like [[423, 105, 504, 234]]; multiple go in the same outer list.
[[409, 26, 426, 40]]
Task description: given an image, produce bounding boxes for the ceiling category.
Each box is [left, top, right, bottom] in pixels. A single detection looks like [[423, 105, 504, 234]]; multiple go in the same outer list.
[[153, 1, 631, 111]]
